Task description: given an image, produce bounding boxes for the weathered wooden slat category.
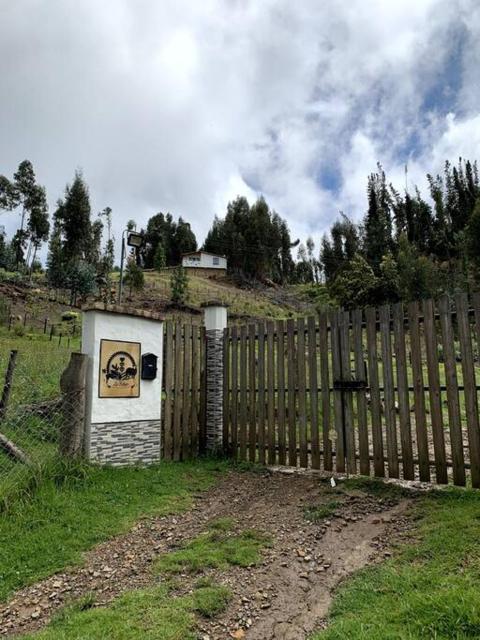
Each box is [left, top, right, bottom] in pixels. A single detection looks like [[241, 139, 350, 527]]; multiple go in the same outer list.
[[173, 323, 183, 461], [455, 293, 480, 488], [438, 295, 465, 486], [276, 319, 286, 466], [307, 316, 320, 469], [423, 298, 448, 484], [287, 318, 297, 467], [365, 307, 384, 477], [393, 302, 414, 480], [199, 326, 207, 453], [379, 305, 399, 478], [191, 324, 200, 457], [330, 310, 345, 472], [239, 324, 248, 461], [407, 301, 430, 482], [248, 323, 257, 463], [352, 309, 369, 476], [182, 324, 192, 459], [339, 311, 356, 474], [257, 321, 266, 465], [318, 311, 332, 471], [473, 292, 480, 353], [230, 325, 239, 459], [162, 321, 174, 460], [221, 326, 229, 454], [266, 321, 276, 465], [297, 317, 308, 468]]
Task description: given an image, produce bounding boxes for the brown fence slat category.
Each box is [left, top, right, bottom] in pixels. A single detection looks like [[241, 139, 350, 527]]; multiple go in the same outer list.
[[307, 316, 320, 469], [365, 307, 384, 477], [191, 325, 200, 456], [340, 311, 356, 474], [438, 296, 465, 486], [330, 310, 345, 472], [276, 319, 286, 466], [162, 321, 174, 460], [221, 326, 229, 454], [257, 321, 266, 465], [352, 309, 369, 476], [407, 301, 430, 482], [239, 324, 248, 461], [248, 323, 257, 463], [379, 305, 399, 478], [199, 326, 207, 453], [455, 293, 480, 488], [287, 318, 297, 467], [297, 317, 308, 468], [473, 292, 480, 354], [230, 326, 238, 459], [423, 298, 448, 484], [266, 321, 276, 465], [393, 302, 414, 480], [173, 323, 183, 461], [182, 324, 192, 459], [318, 311, 332, 471]]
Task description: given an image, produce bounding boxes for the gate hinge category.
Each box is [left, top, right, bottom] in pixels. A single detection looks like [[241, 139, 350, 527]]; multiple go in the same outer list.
[[333, 379, 367, 391]]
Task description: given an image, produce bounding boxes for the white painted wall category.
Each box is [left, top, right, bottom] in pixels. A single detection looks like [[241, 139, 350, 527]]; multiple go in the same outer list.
[[182, 252, 227, 270], [82, 311, 163, 427]]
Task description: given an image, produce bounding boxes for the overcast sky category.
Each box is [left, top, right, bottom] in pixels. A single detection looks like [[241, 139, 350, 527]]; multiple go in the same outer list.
[[1, 0, 480, 261]]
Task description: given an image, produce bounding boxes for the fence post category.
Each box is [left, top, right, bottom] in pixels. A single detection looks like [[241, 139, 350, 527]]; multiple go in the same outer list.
[[202, 301, 228, 453], [0, 350, 18, 420], [59, 352, 88, 457]]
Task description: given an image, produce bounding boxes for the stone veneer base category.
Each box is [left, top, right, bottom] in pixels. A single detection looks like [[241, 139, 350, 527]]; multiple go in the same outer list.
[[88, 419, 161, 466]]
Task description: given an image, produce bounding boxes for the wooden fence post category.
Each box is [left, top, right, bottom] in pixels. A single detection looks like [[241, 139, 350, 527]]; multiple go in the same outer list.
[[0, 350, 18, 420], [59, 352, 88, 457]]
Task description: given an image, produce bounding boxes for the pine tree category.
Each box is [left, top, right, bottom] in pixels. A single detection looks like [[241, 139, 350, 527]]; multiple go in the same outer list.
[[60, 171, 92, 262], [170, 266, 189, 304], [153, 242, 166, 271]]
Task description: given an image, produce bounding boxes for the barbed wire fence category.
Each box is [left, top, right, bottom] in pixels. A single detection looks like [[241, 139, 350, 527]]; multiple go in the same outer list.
[[0, 345, 85, 509]]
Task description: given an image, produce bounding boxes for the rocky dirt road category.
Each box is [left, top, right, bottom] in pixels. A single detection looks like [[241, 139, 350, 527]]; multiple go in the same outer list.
[[0, 468, 418, 639]]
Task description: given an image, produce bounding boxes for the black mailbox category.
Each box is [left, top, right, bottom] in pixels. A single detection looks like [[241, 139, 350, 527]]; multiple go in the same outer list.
[[141, 352, 158, 380]]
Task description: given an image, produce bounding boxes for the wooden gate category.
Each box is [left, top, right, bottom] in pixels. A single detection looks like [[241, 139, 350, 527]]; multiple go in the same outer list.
[[161, 321, 207, 460], [223, 293, 480, 487]]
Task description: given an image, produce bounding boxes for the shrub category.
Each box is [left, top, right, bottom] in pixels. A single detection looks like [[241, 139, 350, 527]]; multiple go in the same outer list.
[[13, 322, 25, 336]]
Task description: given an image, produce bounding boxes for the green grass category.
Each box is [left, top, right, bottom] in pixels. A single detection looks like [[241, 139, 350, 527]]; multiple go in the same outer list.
[[304, 500, 340, 522], [0, 459, 228, 602], [155, 517, 271, 575], [24, 582, 231, 640], [314, 487, 480, 640]]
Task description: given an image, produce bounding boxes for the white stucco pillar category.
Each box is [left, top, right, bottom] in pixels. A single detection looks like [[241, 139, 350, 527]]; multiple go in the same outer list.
[[201, 301, 228, 452], [81, 303, 164, 465]]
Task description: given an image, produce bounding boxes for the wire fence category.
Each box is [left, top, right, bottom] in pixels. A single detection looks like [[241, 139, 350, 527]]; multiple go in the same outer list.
[[0, 344, 79, 508]]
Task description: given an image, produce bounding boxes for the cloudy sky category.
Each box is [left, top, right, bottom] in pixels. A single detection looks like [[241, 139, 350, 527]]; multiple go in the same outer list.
[[1, 0, 479, 260]]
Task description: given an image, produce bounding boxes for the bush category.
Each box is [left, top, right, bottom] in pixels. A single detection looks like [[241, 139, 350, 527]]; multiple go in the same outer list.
[[13, 322, 25, 336], [61, 311, 79, 322]]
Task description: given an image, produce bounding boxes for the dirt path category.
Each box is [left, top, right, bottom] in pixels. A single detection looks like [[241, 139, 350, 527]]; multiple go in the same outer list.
[[0, 469, 416, 639]]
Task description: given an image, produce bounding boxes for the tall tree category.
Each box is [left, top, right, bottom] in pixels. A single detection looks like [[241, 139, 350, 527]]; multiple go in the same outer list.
[[363, 164, 393, 272]]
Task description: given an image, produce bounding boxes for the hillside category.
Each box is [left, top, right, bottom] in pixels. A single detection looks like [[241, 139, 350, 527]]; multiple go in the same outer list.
[[0, 270, 323, 335]]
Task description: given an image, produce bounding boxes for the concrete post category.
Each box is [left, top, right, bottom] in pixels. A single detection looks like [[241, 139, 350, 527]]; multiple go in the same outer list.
[[202, 301, 228, 452]]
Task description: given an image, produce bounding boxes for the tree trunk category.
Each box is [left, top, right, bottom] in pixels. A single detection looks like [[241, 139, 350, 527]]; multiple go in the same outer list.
[[59, 352, 88, 458]]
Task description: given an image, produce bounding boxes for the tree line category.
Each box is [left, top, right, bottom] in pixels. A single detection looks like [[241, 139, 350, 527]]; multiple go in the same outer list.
[[2, 156, 480, 308], [317, 158, 480, 308]]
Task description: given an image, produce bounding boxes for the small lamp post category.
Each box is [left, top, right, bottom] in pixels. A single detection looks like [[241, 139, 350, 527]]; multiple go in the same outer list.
[[118, 229, 144, 303]]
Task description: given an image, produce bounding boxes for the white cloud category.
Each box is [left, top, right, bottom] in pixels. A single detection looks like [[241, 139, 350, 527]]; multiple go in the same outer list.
[[0, 0, 479, 261]]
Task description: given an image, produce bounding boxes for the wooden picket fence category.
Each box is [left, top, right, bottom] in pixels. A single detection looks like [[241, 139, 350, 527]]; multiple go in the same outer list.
[[223, 292, 480, 487], [161, 322, 207, 460]]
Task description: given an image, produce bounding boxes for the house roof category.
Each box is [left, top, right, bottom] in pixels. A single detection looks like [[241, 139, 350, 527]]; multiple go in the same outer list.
[[182, 251, 227, 259]]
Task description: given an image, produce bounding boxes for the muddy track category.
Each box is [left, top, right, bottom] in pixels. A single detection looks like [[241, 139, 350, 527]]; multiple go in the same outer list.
[[0, 470, 416, 638]]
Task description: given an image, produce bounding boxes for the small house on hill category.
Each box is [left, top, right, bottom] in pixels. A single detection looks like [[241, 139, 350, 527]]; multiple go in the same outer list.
[[181, 251, 227, 276]]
